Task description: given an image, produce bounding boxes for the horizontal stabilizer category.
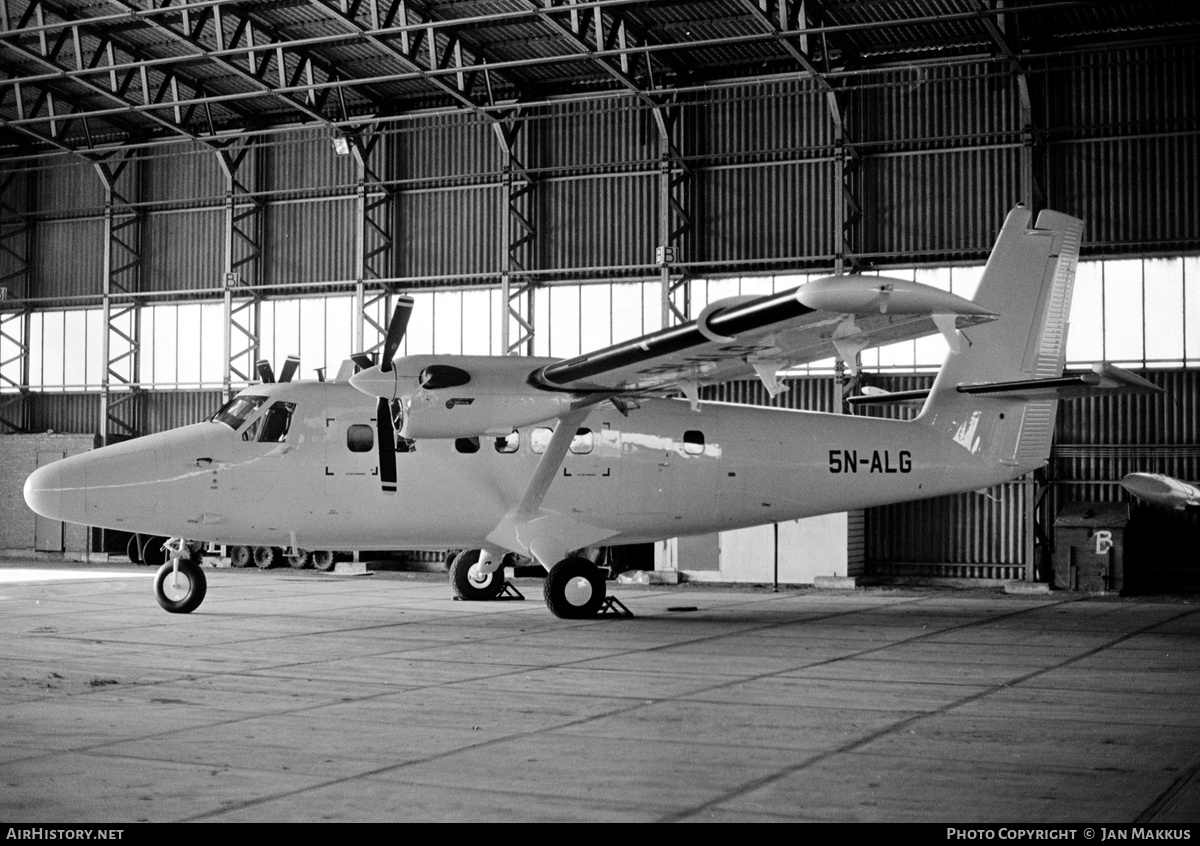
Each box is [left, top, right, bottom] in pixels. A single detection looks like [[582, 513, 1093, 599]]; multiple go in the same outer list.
[[845, 388, 931, 408], [847, 364, 1160, 409], [955, 363, 1162, 400]]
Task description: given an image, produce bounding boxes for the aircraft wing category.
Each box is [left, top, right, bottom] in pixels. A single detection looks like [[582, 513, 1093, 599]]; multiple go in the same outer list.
[[532, 275, 996, 397]]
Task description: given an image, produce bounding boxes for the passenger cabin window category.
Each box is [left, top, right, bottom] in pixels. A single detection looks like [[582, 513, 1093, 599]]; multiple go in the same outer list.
[[455, 436, 480, 454], [495, 430, 520, 454], [530, 427, 553, 454], [211, 395, 266, 430], [569, 428, 594, 455], [346, 424, 374, 452], [684, 430, 705, 456], [257, 401, 296, 443]]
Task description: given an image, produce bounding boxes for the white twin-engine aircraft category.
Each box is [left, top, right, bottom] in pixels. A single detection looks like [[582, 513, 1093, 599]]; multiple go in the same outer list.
[[23, 206, 1159, 618]]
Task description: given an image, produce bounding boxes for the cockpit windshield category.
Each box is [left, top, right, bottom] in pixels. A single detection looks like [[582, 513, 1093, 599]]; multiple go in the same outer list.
[[210, 395, 267, 430]]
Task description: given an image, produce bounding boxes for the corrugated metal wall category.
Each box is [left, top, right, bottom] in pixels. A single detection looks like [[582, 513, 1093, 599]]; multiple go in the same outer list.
[[1041, 44, 1200, 253]]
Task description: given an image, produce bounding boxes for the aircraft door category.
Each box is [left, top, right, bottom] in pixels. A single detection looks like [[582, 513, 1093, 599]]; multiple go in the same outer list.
[[324, 413, 389, 498]]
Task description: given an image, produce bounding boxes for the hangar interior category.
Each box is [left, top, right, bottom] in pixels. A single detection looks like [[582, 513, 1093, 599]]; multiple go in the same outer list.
[[0, 0, 1197, 590]]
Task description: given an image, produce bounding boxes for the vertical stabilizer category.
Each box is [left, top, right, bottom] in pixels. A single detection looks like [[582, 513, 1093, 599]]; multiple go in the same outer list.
[[918, 207, 1084, 472]]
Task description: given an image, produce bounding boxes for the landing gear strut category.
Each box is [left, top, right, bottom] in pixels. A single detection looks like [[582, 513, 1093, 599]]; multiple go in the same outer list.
[[543, 557, 607, 619], [449, 549, 507, 601]]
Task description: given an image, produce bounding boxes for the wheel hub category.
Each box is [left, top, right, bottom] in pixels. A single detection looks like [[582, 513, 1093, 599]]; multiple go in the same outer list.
[[563, 575, 593, 607]]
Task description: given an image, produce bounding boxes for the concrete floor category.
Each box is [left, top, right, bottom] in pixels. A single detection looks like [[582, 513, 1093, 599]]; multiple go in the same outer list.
[[2, 557, 1199, 823]]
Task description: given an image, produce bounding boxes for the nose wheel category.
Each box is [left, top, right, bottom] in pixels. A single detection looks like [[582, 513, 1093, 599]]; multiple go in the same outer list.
[[449, 549, 508, 601], [153, 558, 208, 614]]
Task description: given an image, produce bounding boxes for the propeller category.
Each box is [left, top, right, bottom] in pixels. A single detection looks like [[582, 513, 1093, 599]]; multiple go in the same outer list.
[[350, 296, 415, 496], [255, 354, 302, 384]]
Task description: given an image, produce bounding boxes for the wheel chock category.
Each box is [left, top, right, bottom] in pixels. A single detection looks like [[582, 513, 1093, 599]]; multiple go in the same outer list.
[[598, 595, 633, 618], [498, 581, 525, 600]]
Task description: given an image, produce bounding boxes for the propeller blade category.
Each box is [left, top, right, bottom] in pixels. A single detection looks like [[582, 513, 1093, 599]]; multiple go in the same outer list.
[[277, 355, 300, 383], [255, 359, 275, 383], [379, 296, 414, 374], [376, 396, 397, 495], [315, 367, 326, 383], [351, 353, 376, 372]]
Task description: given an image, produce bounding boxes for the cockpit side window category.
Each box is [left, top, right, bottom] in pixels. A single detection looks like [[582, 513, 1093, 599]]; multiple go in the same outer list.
[[211, 395, 267, 430], [257, 401, 296, 443]]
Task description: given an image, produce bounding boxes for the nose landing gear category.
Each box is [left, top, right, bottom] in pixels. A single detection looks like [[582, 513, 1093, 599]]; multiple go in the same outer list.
[[153, 549, 208, 614]]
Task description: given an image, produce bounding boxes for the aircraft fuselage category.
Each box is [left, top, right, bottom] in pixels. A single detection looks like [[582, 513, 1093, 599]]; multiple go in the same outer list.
[[25, 380, 1022, 552]]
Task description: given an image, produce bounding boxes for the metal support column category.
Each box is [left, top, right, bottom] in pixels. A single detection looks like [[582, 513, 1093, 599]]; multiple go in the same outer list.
[[94, 150, 143, 445], [655, 100, 692, 328], [495, 113, 536, 356], [827, 82, 860, 409], [0, 165, 32, 432], [351, 124, 397, 360], [217, 139, 263, 401]]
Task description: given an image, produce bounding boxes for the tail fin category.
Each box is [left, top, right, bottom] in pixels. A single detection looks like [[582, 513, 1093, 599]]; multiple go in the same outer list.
[[918, 206, 1084, 471]]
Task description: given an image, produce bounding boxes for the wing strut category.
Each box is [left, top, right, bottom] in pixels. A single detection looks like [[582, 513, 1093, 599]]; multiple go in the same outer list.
[[486, 405, 619, 569]]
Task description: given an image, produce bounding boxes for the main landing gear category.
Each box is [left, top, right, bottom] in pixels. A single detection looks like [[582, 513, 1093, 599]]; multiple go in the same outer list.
[[448, 548, 626, 618], [543, 557, 607, 619]]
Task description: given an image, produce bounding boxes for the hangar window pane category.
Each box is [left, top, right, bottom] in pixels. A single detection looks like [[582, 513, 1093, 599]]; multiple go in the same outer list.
[[404, 292, 434, 356], [40, 311, 64, 390], [1186, 257, 1200, 364], [643, 282, 664, 336], [462, 289, 491, 355], [579, 285, 611, 352], [299, 297, 327, 379], [548, 285, 581, 358], [325, 296, 354, 374], [1104, 260, 1144, 365], [950, 265, 984, 301], [199, 303, 224, 387], [1144, 258, 1184, 367], [1067, 261, 1104, 364], [62, 310, 86, 389], [434, 290, 463, 354], [611, 283, 644, 345], [176, 304, 202, 388]]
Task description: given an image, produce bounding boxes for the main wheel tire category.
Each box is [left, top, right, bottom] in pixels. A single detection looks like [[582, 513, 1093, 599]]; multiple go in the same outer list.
[[127, 534, 142, 565], [449, 549, 507, 601], [253, 545, 276, 569], [287, 549, 311, 569], [229, 545, 252, 568], [153, 558, 208, 614], [140, 536, 169, 569], [543, 556, 607, 619], [312, 550, 336, 572]]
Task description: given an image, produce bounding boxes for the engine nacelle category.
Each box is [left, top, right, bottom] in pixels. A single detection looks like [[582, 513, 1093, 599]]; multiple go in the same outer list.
[[402, 390, 576, 439], [351, 354, 579, 439]]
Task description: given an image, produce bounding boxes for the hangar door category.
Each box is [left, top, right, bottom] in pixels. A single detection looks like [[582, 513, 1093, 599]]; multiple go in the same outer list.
[[34, 450, 64, 552]]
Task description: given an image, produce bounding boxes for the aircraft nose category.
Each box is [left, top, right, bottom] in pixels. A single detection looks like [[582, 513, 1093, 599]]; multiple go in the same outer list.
[[24, 461, 64, 520]]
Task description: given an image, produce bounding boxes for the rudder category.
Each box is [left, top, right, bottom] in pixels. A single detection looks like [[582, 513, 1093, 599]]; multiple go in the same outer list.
[[918, 206, 1084, 471]]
